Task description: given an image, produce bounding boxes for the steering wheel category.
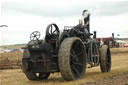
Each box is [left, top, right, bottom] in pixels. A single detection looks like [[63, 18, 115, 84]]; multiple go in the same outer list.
[[46, 23, 60, 36], [30, 31, 41, 40]]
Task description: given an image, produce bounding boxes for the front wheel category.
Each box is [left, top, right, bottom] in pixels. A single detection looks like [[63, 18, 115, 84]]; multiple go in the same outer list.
[[100, 45, 111, 72], [58, 37, 86, 81], [21, 50, 50, 80]]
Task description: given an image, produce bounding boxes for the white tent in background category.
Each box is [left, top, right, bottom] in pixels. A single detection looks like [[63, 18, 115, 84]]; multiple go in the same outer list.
[[116, 40, 125, 43], [116, 40, 128, 47], [0, 48, 4, 53]]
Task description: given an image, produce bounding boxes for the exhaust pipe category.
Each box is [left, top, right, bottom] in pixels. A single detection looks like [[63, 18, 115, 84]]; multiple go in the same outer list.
[[112, 33, 114, 40], [93, 31, 97, 39], [82, 10, 90, 33]]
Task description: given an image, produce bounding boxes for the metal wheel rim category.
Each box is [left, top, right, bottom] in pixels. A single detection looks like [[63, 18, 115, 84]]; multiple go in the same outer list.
[[46, 23, 59, 36], [105, 48, 111, 71], [70, 40, 85, 78], [30, 31, 41, 40]]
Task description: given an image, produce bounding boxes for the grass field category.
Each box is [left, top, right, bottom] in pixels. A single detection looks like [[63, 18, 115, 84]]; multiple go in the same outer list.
[[0, 44, 25, 49], [0, 48, 128, 85], [0, 52, 22, 69], [0, 52, 22, 60]]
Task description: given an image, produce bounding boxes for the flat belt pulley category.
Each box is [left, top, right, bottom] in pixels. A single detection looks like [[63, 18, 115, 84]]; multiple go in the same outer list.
[[45, 23, 60, 43]]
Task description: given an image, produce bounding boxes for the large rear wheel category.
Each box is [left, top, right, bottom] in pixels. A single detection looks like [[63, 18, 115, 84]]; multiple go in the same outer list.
[[58, 37, 86, 81], [100, 45, 111, 72]]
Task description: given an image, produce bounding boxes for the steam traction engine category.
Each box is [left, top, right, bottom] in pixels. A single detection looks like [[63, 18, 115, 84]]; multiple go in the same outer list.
[[97, 33, 120, 48], [21, 10, 111, 81], [108, 33, 119, 48]]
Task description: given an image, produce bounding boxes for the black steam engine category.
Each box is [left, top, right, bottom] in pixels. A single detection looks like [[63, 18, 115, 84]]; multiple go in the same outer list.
[[21, 10, 111, 81]]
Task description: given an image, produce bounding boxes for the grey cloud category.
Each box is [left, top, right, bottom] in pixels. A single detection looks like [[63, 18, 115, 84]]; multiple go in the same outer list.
[[2, 1, 128, 17], [97, 1, 128, 16], [1, 1, 100, 17]]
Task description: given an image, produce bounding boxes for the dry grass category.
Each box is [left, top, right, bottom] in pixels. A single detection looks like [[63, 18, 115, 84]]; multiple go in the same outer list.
[[0, 48, 128, 85], [0, 52, 22, 69], [0, 52, 22, 61]]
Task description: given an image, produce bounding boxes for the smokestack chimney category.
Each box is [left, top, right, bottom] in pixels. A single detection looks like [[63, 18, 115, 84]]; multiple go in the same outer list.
[[93, 31, 96, 39], [82, 10, 90, 33], [112, 33, 114, 40]]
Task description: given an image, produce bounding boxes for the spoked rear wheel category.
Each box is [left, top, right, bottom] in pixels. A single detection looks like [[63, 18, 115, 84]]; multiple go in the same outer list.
[[100, 45, 111, 72], [58, 37, 86, 81]]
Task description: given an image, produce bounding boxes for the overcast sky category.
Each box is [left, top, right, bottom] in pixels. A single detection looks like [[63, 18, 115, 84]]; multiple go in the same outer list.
[[0, 0, 128, 45]]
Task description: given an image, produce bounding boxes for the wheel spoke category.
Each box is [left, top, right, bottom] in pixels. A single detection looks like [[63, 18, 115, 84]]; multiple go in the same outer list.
[[31, 34, 34, 37], [35, 36, 38, 40], [33, 37, 35, 40], [51, 25, 53, 34], [31, 36, 34, 38], [35, 32, 38, 35], [72, 64, 80, 76], [70, 53, 74, 57], [76, 62, 83, 67], [76, 51, 82, 56], [53, 29, 57, 33], [36, 35, 39, 37], [36, 33, 40, 36], [71, 49, 75, 55], [34, 32, 37, 35], [74, 43, 79, 51]]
